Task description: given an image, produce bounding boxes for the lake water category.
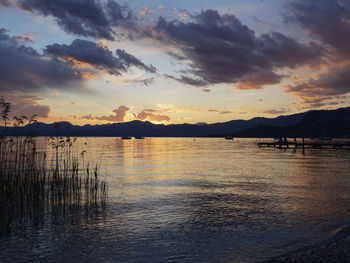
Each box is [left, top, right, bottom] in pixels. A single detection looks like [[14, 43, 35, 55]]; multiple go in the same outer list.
[[1, 138, 350, 262]]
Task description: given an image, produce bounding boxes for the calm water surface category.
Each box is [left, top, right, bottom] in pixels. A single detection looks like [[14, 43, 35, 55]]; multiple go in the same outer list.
[[1, 138, 350, 262]]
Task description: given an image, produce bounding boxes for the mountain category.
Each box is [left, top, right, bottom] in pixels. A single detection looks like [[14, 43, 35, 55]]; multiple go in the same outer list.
[[233, 107, 350, 138], [1, 107, 349, 138]]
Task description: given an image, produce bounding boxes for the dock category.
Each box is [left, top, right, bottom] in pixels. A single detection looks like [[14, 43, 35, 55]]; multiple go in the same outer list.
[[258, 141, 350, 149]]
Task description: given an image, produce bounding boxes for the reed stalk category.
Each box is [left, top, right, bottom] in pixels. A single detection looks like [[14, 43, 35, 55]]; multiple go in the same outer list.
[[0, 97, 108, 230]]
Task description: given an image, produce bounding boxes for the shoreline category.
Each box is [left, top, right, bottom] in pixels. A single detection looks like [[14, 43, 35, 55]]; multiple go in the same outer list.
[[262, 225, 350, 263]]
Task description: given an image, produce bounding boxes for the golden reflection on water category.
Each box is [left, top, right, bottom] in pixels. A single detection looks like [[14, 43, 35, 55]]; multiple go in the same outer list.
[[2, 137, 350, 262], [82, 138, 350, 225], [36, 137, 350, 218], [34, 136, 350, 227]]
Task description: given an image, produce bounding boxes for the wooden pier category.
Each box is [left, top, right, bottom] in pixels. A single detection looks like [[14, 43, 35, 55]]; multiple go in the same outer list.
[[258, 141, 350, 149]]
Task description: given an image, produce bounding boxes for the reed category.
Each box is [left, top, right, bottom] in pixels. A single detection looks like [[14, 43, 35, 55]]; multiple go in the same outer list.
[[0, 97, 108, 227]]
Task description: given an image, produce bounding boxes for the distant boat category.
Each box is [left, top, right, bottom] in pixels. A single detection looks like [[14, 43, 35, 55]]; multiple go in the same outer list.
[[121, 136, 132, 140], [134, 136, 145, 139], [225, 136, 234, 140]]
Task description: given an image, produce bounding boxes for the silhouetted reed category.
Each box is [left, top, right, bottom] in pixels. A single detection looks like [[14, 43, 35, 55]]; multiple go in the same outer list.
[[0, 97, 108, 232]]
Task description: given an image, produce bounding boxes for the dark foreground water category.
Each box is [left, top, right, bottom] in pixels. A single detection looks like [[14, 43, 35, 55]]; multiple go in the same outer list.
[[1, 138, 350, 262]]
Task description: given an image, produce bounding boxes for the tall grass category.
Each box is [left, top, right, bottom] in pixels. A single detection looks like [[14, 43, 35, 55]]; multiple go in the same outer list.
[[0, 97, 108, 230]]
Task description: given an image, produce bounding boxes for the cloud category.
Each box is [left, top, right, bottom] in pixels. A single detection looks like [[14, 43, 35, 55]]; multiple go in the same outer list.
[[17, 0, 134, 40], [1, 94, 50, 119], [81, 107, 170, 123], [139, 6, 153, 16], [156, 104, 201, 113], [0, 28, 84, 93], [135, 110, 170, 122], [283, 0, 350, 107], [12, 32, 36, 43], [81, 114, 95, 120], [164, 74, 207, 87], [152, 9, 323, 89], [262, 108, 289, 115], [285, 65, 350, 106], [110, 76, 155, 86], [208, 109, 232, 115], [235, 70, 282, 90], [0, 28, 34, 43], [45, 39, 156, 76], [116, 49, 156, 73], [0, 0, 11, 7], [94, 106, 130, 122], [285, 0, 350, 56], [258, 32, 324, 68]]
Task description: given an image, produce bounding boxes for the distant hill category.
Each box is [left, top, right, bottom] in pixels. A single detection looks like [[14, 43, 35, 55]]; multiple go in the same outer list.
[[233, 107, 350, 138], [1, 107, 350, 138]]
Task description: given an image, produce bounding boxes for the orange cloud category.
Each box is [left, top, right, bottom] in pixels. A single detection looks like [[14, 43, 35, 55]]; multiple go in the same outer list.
[[95, 106, 130, 122], [81, 71, 98, 80], [139, 6, 153, 16], [80, 106, 130, 122], [64, 56, 94, 69], [135, 110, 170, 123]]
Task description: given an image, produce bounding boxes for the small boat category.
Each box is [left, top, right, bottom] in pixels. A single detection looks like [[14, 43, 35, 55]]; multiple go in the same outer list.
[[225, 136, 234, 140], [134, 136, 145, 139], [121, 136, 132, 140]]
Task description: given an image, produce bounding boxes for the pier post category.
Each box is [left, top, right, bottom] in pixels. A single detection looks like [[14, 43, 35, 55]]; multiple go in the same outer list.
[[302, 136, 305, 151]]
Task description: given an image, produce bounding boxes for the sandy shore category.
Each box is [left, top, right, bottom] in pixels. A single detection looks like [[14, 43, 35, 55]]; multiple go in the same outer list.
[[262, 225, 350, 263]]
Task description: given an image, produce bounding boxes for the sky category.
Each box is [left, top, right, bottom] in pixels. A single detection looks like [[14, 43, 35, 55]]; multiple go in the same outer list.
[[1, 0, 350, 125]]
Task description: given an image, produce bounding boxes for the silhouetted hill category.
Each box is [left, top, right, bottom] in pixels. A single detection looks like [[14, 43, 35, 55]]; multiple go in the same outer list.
[[233, 107, 350, 138], [1, 107, 349, 138]]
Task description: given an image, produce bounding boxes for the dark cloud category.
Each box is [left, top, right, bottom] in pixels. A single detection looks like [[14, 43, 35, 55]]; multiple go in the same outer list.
[[152, 9, 322, 89], [0, 28, 83, 93], [10, 99, 50, 118], [258, 32, 324, 68], [164, 74, 207, 87], [285, 0, 350, 56], [127, 77, 154, 86], [282, 0, 350, 107], [17, 0, 134, 40], [2, 94, 51, 119], [0, 28, 34, 43], [236, 70, 282, 90], [12, 35, 34, 43], [0, 0, 10, 7], [116, 49, 156, 73], [46, 39, 156, 75], [167, 51, 186, 61], [16, 45, 40, 56], [285, 66, 350, 105], [140, 77, 154, 86]]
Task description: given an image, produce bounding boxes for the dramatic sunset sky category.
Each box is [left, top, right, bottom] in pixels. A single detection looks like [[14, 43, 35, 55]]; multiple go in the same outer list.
[[1, 0, 349, 124]]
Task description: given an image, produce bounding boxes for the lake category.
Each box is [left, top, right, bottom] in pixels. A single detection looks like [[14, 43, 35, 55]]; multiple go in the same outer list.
[[1, 138, 350, 262]]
